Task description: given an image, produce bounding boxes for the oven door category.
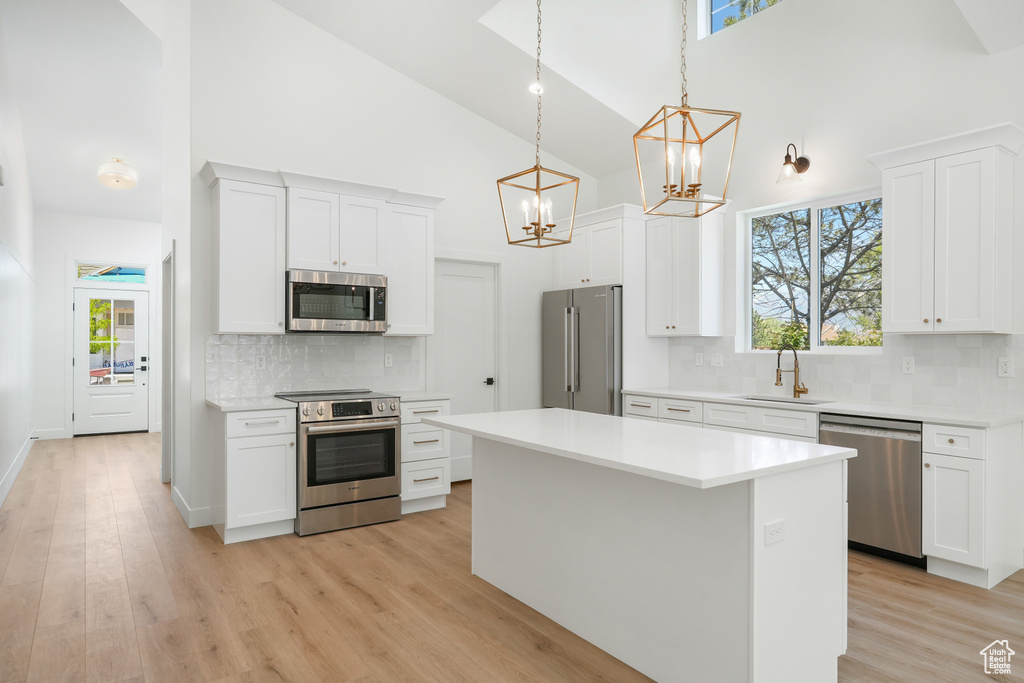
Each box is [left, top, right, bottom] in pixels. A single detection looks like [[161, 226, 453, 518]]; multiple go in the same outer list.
[[287, 270, 387, 333], [298, 417, 401, 509]]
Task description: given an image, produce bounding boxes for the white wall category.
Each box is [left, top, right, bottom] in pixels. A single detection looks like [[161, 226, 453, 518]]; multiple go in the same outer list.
[[0, 3, 35, 505], [174, 0, 598, 525], [32, 211, 162, 439], [598, 0, 1024, 412]]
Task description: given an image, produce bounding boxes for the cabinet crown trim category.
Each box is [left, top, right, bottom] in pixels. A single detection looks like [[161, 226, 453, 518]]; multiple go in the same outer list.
[[200, 161, 284, 188], [868, 122, 1024, 170], [279, 170, 396, 201]]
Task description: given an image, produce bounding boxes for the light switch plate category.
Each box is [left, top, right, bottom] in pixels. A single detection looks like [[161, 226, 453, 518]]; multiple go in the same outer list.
[[710, 353, 724, 367], [384, 353, 394, 368], [695, 352, 704, 366]]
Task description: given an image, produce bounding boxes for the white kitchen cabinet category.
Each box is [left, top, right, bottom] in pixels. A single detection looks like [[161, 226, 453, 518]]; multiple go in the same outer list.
[[401, 397, 451, 513], [871, 124, 1023, 334], [209, 178, 287, 335], [339, 195, 389, 274], [922, 452, 984, 568], [211, 408, 297, 544], [386, 204, 434, 335], [552, 219, 623, 289], [646, 212, 723, 337], [286, 188, 388, 274]]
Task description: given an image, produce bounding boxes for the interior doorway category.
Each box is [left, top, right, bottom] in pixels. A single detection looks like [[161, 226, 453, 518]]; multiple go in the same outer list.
[[433, 261, 498, 481], [73, 288, 150, 435]]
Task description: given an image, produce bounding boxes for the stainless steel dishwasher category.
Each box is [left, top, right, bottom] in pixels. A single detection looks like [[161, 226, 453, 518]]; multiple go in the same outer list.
[[819, 414, 924, 564]]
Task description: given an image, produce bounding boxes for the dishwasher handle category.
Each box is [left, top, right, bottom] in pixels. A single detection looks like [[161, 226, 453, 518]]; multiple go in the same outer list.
[[819, 422, 922, 442]]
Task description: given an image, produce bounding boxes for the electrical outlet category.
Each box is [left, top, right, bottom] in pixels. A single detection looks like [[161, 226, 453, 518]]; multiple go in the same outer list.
[[999, 357, 1014, 378], [902, 356, 915, 374], [695, 352, 704, 366], [255, 355, 266, 371], [765, 519, 785, 546], [710, 353, 724, 367], [384, 353, 394, 368]]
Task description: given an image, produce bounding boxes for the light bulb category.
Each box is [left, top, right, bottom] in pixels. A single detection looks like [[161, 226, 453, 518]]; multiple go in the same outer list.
[[688, 146, 701, 184], [529, 81, 543, 95], [544, 197, 553, 226], [521, 199, 530, 225]]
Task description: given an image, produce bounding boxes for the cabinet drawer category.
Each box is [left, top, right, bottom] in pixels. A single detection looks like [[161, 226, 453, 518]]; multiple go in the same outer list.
[[623, 395, 658, 418], [753, 408, 817, 439], [658, 398, 702, 423], [226, 410, 296, 438], [401, 459, 451, 501], [402, 423, 448, 463], [625, 414, 660, 422], [703, 402, 756, 430], [923, 424, 985, 460], [401, 401, 449, 424]]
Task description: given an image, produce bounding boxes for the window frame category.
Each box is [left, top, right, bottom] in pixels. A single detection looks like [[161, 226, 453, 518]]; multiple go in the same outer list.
[[736, 188, 884, 356]]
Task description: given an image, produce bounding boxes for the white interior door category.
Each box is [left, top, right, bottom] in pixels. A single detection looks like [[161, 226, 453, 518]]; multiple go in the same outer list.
[[74, 288, 150, 435], [434, 261, 496, 481]]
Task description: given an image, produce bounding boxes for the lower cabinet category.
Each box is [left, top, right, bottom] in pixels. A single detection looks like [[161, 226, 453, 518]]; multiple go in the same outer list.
[[212, 408, 297, 544], [400, 398, 452, 514], [922, 452, 984, 567]]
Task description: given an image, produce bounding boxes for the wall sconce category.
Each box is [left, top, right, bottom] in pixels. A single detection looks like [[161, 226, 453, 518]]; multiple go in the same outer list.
[[777, 144, 810, 184]]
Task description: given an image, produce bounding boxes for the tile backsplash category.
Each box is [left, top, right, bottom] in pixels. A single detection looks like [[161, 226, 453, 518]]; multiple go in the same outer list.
[[206, 334, 423, 400], [669, 334, 1024, 414]]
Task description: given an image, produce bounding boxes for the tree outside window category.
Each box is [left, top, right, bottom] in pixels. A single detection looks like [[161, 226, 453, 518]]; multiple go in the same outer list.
[[750, 197, 882, 351]]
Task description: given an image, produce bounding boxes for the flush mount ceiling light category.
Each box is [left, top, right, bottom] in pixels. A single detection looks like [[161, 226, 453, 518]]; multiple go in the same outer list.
[[634, 0, 740, 218], [496, 0, 579, 248], [97, 157, 137, 189], [777, 143, 811, 184]]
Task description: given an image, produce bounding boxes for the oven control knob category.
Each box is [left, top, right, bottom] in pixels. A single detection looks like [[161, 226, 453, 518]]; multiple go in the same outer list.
[[390, 401, 397, 411], [302, 407, 310, 417], [378, 402, 385, 412], [317, 406, 324, 416]]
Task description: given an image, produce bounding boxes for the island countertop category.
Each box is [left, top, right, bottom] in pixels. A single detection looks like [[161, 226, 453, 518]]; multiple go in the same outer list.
[[422, 408, 855, 489]]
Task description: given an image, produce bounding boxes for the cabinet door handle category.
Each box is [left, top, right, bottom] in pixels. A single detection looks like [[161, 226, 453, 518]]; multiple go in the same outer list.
[[924, 463, 931, 468], [666, 407, 691, 413], [333, 260, 338, 265], [948, 438, 955, 444], [936, 318, 942, 323], [244, 419, 281, 426], [923, 318, 929, 323], [413, 409, 440, 415], [413, 439, 440, 445], [413, 476, 440, 483]]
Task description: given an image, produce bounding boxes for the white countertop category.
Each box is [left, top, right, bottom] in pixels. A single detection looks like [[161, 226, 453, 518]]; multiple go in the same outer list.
[[386, 391, 453, 402], [205, 397, 296, 412], [623, 387, 1024, 428], [423, 408, 855, 489]]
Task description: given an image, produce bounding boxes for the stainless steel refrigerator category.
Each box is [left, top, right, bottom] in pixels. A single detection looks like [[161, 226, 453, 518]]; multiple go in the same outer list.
[[542, 285, 622, 415]]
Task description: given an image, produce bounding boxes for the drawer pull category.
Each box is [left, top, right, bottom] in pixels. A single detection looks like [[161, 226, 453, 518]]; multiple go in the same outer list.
[[413, 476, 440, 483], [413, 409, 440, 415], [925, 463, 931, 468], [948, 438, 955, 444], [244, 419, 281, 426], [413, 439, 440, 445], [666, 407, 691, 413], [630, 403, 652, 408]]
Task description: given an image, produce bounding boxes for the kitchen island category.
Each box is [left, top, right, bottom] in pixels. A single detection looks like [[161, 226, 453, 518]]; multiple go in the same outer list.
[[422, 408, 857, 683]]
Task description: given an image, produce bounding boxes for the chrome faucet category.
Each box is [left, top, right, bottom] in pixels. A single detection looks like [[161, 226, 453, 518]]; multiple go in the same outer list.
[[776, 346, 809, 399]]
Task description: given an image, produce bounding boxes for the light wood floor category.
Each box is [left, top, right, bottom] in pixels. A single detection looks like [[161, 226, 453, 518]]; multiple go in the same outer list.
[[1, 434, 1022, 682]]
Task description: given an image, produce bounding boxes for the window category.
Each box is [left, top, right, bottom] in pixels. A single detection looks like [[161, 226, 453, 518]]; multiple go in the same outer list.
[[77, 263, 146, 284], [709, 0, 784, 34], [748, 194, 882, 352]]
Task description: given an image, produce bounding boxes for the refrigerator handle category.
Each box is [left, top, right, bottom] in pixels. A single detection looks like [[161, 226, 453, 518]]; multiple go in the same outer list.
[[564, 307, 571, 391], [572, 306, 580, 391]]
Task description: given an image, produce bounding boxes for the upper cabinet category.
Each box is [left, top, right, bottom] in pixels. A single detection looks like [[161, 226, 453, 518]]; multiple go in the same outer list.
[[552, 218, 623, 289], [203, 163, 443, 336], [646, 212, 724, 337], [201, 163, 287, 335], [869, 124, 1024, 334]]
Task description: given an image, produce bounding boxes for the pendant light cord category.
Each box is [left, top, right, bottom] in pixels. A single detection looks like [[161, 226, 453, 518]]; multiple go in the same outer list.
[[681, 0, 688, 106], [535, 0, 543, 167]]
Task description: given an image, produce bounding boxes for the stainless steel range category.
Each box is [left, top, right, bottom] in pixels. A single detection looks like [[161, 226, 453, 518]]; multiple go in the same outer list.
[[275, 389, 401, 535]]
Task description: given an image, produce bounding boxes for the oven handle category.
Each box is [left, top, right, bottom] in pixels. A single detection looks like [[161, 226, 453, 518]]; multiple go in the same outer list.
[[305, 420, 400, 434]]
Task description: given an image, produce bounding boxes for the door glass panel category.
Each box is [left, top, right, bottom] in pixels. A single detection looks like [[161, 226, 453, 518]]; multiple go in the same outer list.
[[89, 299, 113, 385], [89, 343, 112, 385], [113, 342, 136, 385]]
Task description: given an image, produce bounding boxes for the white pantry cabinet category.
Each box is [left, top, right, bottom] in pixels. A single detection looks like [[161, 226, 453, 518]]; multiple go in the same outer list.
[[552, 218, 623, 289], [646, 212, 723, 337], [211, 407, 298, 544], [870, 124, 1023, 334]]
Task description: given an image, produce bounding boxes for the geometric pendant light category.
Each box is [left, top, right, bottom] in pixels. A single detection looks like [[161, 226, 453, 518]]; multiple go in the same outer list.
[[634, 0, 740, 218], [97, 157, 138, 189], [497, 0, 579, 247]]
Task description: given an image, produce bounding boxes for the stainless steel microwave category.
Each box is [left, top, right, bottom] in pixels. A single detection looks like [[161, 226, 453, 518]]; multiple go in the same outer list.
[[286, 270, 387, 333]]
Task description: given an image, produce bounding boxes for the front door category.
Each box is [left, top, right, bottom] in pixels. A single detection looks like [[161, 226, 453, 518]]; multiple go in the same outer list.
[[73, 288, 150, 435]]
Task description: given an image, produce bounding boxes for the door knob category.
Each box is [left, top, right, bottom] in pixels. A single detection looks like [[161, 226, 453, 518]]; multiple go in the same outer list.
[[484, 377, 495, 386], [925, 463, 931, 468]]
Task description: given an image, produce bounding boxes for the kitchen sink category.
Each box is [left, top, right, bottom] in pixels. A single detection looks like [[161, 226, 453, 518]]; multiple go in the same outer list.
[[730, 395, 834, 406]]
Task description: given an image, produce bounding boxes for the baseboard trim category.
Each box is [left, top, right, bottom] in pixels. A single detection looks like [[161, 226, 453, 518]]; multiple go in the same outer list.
[[33, 427, 71, 441], [0, 436, 35, 507], [171, 485, 213, 528]]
